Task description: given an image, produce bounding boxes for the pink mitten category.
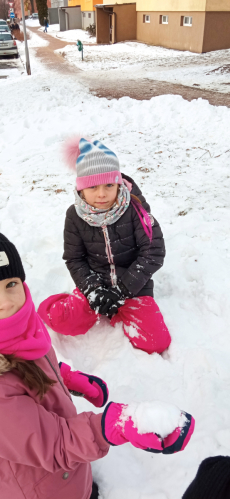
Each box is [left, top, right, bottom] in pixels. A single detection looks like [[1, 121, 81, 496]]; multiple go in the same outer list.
[[101, 402, 195, 454], [59, 362, 109, 408]]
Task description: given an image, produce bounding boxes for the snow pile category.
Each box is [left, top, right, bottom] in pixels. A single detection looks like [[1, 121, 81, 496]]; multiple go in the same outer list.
[[0, 60, 22, 79], [25, 19, 40, 27], [42, 24, 96, 44], [1, 36, 230, 498], [26, 29, 49, 48], [121, 401, 185, 438], [55, 41, 193, 71]]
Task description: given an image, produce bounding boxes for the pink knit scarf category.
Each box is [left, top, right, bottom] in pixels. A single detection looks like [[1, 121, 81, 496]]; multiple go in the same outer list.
[[0, 283, 51, 360]]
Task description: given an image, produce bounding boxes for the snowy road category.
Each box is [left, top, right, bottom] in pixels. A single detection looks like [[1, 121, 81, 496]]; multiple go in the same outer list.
[[1, 27, 230, 499]]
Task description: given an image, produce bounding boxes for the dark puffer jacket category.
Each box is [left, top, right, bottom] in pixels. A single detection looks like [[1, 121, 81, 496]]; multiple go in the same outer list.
[[63, 174, 165, 298]]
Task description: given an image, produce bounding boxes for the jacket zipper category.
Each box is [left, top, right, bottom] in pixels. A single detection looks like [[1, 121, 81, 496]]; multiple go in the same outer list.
[[45, 354, 72, 402], [102, 225, 117, 287]]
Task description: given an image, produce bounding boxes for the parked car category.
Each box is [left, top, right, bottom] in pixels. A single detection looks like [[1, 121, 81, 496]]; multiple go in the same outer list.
[[0, 25, 10, 32], [0, 32, 19, 58], [0, 20, 7, 26], [29, 13, 38, 19]]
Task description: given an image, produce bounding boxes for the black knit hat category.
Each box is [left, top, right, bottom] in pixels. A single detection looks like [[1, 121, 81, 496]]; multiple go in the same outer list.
[[0, 233, 25, 282], [183, 456, 230, 499]]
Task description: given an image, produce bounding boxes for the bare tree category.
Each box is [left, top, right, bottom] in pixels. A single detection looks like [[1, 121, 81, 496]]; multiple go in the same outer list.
[[0, 0, 9, 19]]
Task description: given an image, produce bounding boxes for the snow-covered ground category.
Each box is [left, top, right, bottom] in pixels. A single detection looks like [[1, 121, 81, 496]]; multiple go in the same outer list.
[[40, 24, 96, 44], [25, 19, 40, 27], [0, 28, 48, 80], [56, 40, 230, 93], [1, 29, 230, 499]]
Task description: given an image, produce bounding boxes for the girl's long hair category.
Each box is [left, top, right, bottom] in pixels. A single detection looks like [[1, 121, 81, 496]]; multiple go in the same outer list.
[[131, 194, 142, 204], [3, 354, 56, 400]]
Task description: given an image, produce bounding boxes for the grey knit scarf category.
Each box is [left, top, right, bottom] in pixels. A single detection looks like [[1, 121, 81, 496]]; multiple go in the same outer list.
[[74, 183, 130, 227]]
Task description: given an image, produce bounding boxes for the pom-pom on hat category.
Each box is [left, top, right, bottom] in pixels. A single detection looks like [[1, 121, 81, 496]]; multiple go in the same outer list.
[[0, 233, 25, 282], [64, 137, 122, 190]]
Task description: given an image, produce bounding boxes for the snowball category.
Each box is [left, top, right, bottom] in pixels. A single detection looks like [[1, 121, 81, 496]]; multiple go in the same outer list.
[[121, 401, 188, 438]]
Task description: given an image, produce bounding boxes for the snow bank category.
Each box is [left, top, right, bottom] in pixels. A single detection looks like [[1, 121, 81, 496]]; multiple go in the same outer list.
[[25, 19, 40, 27], [42, 24, 96, 44], [55, 41, 193, 72]]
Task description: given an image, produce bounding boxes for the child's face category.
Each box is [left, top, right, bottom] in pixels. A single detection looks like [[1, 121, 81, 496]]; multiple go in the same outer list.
[[0, 278, 26, 320], [82, 183, 119, 210]]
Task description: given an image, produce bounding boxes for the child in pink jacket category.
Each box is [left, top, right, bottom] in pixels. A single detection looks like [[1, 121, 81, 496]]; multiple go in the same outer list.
[[38, 137, 171, 355], [0, 233, 194, 499]]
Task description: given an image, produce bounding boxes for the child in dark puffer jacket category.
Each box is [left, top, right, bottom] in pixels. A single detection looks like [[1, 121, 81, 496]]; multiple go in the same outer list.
[[38, 138, 171, 354]]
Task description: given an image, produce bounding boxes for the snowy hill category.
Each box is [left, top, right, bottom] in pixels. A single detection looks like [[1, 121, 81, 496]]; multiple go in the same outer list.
[[1, 36, 230, 499]]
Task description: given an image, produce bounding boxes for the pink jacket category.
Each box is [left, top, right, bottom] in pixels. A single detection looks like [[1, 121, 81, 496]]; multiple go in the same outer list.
[[0, 347, 109, 499]]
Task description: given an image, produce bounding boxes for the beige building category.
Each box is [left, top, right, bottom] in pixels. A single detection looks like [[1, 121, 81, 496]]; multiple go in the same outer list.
[[96, 0, 230, 53]]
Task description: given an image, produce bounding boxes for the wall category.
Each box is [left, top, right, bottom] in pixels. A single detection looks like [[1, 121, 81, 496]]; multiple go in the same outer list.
[[103, 0, 230, 11], [48, 7, 59, 23], [52, 0, 68, 8], [82, 10, 95, 29], [137, 11, 205, 53], [203, 12, 230, 51], [81, 0, 102, 11], [96, 6, 111, 43], [68, 0, 79, 6], [68, 0, 102, 11], [59, 5, 81, 29], [59, 8, 66, 29], [81, 0, 93, 11], [136, 0, 206, 11], [68, 6, 82, 28], [206, 0, 230, 10], [103, 0, 207, 11], [113, 3, 136, 41]]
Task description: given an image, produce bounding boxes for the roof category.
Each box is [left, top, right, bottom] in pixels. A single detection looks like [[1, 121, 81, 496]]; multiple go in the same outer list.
[[95, 2, 135, 6]]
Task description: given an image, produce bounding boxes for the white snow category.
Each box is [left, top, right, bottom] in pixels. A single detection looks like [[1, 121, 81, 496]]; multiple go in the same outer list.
[[55, 41, 194, 72], [1, 28, 230, 499], [125, 324, 140, 338], [41, 24, 96, 44], [121, 401, 186, 438], [0, 28, 47, 80], [25, 19, 40, 27], [24, 19, 40, 28], [56, 40, 230, 93]]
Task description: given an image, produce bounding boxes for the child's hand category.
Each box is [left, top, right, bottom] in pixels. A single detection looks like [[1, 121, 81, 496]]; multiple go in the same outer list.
[[102, 402, 195, 453], [87, 286, 108, 313], [97, 287, 125, 316], [59, 362, 109, 408]]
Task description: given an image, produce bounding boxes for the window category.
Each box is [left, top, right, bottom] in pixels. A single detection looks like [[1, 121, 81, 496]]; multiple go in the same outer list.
[[183, 16, 192, 26], [143, 15, 150, 23], [83, 13, 86, 17], [0, 33, 12, 40], [162, 15, 168, 24], [88, 13, 91, 18]]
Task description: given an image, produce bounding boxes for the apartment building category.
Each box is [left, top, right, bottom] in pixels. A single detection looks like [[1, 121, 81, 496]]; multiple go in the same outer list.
[[96, 0, 230, 53], [68, 0, 103, 28]]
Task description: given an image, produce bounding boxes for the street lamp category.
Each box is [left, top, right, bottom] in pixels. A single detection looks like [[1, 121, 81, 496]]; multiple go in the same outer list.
[[20, 0, 31, 75]]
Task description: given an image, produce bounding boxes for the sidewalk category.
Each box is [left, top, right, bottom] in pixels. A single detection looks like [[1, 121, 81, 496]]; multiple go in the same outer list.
[[28, 26, 79, 75]]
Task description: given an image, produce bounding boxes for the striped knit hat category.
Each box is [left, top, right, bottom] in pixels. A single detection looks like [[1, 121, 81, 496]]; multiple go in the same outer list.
[[64, 137, 122, 190]]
